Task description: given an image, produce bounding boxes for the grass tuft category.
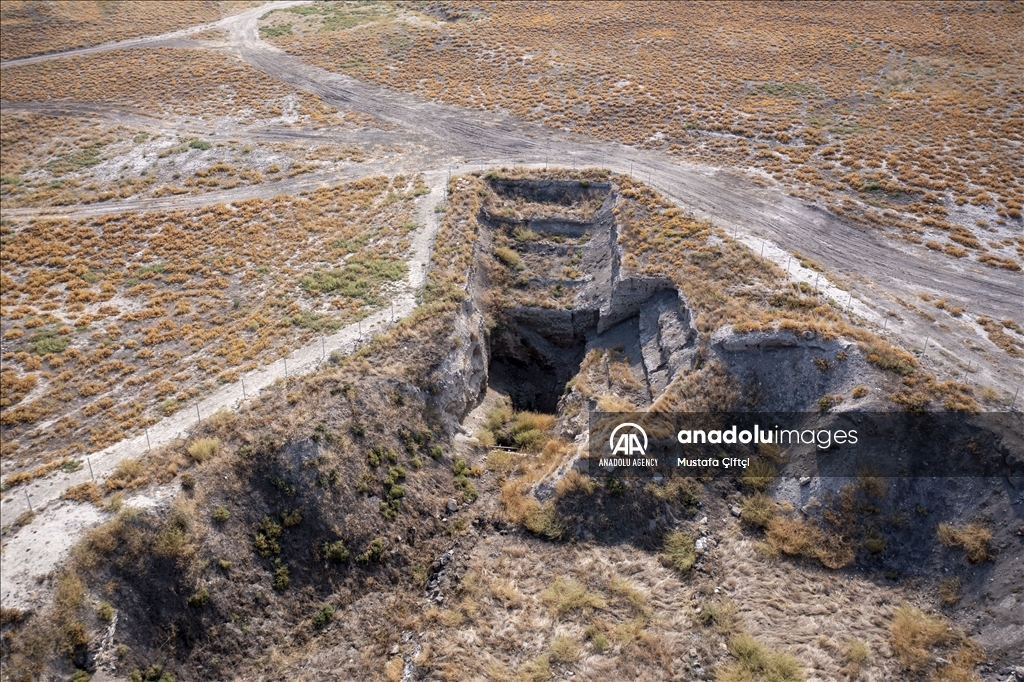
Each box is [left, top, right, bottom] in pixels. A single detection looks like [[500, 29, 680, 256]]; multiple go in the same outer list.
[[661, 531, 696, 573], [187, 437, 220, 463], [540, 577, 606, 615], [937, 523, 992, 563]]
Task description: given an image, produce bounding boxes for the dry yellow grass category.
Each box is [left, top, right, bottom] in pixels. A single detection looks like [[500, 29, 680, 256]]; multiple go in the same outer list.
[[269, 2, 1023, 270], [937, 522, 993, 563], [415, 537, 691, 681], [0, 1, 248, 60], [888, 604, 983, 680], [1, 175, 422, 473], [2, 48, 304, 120]]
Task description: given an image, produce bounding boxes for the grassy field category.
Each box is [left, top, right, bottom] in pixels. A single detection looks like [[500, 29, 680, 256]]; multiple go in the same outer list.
[[0, 110, 387, 209], [264, 1, 1023, 272], [2, 48, 313, 120], [0, 1, 253, 59], [1, 175, 424, 475]]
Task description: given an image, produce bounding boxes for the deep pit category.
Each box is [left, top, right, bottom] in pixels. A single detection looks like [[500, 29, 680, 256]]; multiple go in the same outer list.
[[477, 177, 694, 413], [487, 310, 595, 412]]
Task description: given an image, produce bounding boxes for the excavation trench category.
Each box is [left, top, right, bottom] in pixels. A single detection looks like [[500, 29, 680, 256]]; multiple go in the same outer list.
[[487, 308, 597, 413], [469, 177, 698, 416]]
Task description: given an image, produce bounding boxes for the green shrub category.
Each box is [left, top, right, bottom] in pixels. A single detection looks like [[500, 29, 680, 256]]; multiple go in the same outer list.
[[740, 492, 776, 529], [273, 564, 290, 590], [512, 226, 539, 242], [299, 256, 407, 299], [696, 600, 738, 632], [357, 538, 385, 563], [271, 477, 296, 495], [211, 506, 230, 522], [128, 666, 176, 682], [549, 635, 580, 663], [524, 502, 565, 539], [368, 445, 395, 467], [323, 540, 350, 562], [720, 634, 804, 682], [512, 428, 545, 451], [29, 328, 71, 355], [585, 622, 606, 651], [541, 577, 606, 614], [254, 516, 282, 556], [311, 603, 334, 629], [606, 477, 626, 496], [380, 499, 400, 519], [740, 459, 776, 491], [454, 474, 478, 502], [385, 466, 406, 485], [281, 508, 303, 527], [97, 602, 113, 622], [187, 587, 209, 608], [493, 246, 524, 270]]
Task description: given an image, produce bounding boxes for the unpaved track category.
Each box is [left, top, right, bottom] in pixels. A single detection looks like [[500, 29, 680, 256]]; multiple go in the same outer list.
[[0, 172, 445, 610], [3, 3, 1020, 324], [0, 2, 309, 68], [2, 0, 1022, 610]]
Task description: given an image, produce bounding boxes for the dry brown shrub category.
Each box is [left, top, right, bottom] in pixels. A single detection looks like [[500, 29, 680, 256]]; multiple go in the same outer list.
[[937, 523, 993, 563], [60, 480, 103, 506], [765, 516, 824, 558], [104, 457, 148, 491]]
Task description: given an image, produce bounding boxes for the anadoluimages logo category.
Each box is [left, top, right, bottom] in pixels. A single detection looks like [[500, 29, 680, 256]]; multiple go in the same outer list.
[[609, 422, 648, 456]]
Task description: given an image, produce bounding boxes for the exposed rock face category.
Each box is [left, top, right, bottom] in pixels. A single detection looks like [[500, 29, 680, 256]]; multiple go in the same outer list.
[[594, 193, 676, 333], [427, 299, 489, 429], [601, 273, 677, 333], [487, 178, 612, 204], [525, 217, 591, 238], [506, 307, 598, 347], [714, 328, 853, 353], [638, 289, 699, 397], [710, 327, 860, 411], [429, 177, 703, 419]]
